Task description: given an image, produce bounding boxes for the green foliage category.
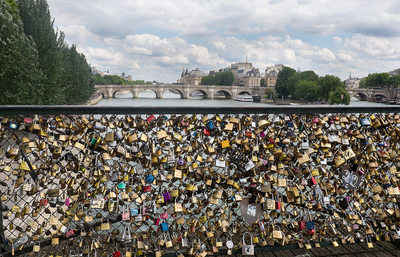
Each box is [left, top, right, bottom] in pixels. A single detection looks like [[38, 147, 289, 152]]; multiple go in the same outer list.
[[275, 67, 347, 104], [318, 75, 344, 100], [264, 88, 275, 98], [328, 86, 350, 105], [5, 0, 18, 17], [60, 45, 94, 104], [18, 0, 66, 103], [93, 74, 151, 85], [201, 71, 234, 86], [0, 0, 94, 104], [0, 0, 45, 104], [388, 75, 400, 88], [359, 73, 390, 88], [275, 67, 296, 98], [294, 80, 319, 101], [260, 78, 265, 87]]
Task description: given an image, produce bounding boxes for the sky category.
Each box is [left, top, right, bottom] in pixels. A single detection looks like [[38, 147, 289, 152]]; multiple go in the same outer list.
[[48, 0, 400, 83]]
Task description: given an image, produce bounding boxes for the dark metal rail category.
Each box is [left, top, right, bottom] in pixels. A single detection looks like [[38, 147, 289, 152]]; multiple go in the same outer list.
[[0, 105, 400, 115]]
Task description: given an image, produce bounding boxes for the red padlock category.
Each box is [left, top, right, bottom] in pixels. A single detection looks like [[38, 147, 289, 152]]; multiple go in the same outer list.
[[113, 250, 122, 257], [65, 229, 74, 238], [299, 220, 306, 230], [275, 196, 281, 210], [155, 217, 160, 225], [307, 228, 315, 235], [39, 199, 48, 206], [310, 177, 317, 185], [203, 129, 210, 136], [143, 185, 151, 192], [146, 115, 155, 123]]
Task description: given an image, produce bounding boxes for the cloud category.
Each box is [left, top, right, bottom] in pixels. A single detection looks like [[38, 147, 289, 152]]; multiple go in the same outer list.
[[48, 0, 400, 81], [333, 37, 342, 44], [344, 34, 400, 59]]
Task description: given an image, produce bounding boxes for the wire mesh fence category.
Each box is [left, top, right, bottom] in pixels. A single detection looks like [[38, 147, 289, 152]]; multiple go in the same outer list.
[[0, 107, 399, 256]]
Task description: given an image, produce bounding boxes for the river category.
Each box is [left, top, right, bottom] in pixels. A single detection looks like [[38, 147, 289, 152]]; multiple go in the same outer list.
[[94, 91, 388, 107]]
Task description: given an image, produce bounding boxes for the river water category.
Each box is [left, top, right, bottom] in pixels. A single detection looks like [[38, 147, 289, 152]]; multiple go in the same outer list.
[[94, 91, 387, 107]]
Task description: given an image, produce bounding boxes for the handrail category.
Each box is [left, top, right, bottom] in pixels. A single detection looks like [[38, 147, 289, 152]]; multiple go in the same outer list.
[[0, 105, 400, 115]]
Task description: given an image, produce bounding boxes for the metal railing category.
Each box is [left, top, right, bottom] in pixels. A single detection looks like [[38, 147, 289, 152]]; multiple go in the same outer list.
[[0, 106, 399, 256]]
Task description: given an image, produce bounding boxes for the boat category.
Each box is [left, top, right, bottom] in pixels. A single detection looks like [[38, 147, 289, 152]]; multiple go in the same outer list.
[[252, 95, 261, 103], [233, 94, 254, 102], [190, 92, 204, 97]]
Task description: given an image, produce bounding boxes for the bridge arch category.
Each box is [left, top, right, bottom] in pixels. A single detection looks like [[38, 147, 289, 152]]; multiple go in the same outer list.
[[238, 90, 252, 95], [164, 88, 184, 99], [113, 89, 131, 98], [137, 88, 160, 98], [357, 93, 368, 101], [189, 89, 208, 99], [372, 94, 386, 100], [215, 90, 232, 99]]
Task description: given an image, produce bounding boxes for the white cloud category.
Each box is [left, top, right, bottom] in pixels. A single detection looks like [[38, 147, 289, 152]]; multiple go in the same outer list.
[[344, 34, 400, 59], [333, 37, 342, 44], [47, 0, 400, 81]]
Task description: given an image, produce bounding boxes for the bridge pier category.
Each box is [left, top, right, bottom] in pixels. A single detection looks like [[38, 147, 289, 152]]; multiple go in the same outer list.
[[132, 89, 139, 98]]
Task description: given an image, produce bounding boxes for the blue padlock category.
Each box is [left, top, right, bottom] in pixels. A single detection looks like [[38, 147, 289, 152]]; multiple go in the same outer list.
[[306, 220, 314, 230], [206, 121, 216, 130], [90, 138, 97, 146], [145, 175, 154, 184], [161, 222, 169, 232], [9, 122, 18, 129], [49, 119, 57, 129], [117, 182, 126, 190], [131, 208, 139, 216]]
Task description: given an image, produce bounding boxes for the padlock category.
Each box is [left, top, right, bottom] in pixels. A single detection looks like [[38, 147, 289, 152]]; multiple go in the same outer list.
[[165, 232, 173, 248], [163, 191, 172, 202], [161, 221, 169, 232], [242, 232, 254, 255], [121, 206, 130, 221], [143, 185, 151, 192]]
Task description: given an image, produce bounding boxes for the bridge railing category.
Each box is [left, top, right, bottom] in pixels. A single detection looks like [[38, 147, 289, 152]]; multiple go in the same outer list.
[[0, 106, 399, 256]]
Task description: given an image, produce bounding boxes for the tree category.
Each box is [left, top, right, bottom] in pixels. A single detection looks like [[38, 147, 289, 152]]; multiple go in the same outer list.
[[275, 66, 296, 98], [0, 0, 46, 104], [60, 45, 94, 104], [264, 88, 275, 99], [359, 73, 390, 88], [18, 0, 66, 104], [318, 75, 344, 100], [328, 86, 350, 105], [201, 71, 234, 85], [388, 75, 400, 88], [284, 70, 319, 99], [260, 78, 265, 87], [294, 80, 319, 101]]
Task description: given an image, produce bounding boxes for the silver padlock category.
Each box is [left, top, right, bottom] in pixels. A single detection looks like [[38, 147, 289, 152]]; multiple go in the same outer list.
[[242, 232, 254, 256]]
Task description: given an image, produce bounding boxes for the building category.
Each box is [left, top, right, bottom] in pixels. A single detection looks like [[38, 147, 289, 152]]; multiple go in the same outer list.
[[91, 67, 111, 77], [230, 62, 261, 87], [121, 72, 133, 81], [389, 68, 400, 76], [345, 73, 360, 89], [264, 64, 284, 87], [177, 67, 204, 86]]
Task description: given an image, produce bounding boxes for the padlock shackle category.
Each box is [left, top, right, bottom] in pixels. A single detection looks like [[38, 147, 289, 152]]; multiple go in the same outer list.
[[242, 232, 253, 245]]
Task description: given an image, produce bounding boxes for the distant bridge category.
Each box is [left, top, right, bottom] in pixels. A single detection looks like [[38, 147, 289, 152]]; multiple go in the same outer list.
[[94, 84, 263, 99], [347, 87, 399, 101]]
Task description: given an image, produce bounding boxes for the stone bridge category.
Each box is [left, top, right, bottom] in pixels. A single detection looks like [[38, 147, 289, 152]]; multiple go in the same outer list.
[[94, 84, 263, 99], [347, 87, 399, 101]]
